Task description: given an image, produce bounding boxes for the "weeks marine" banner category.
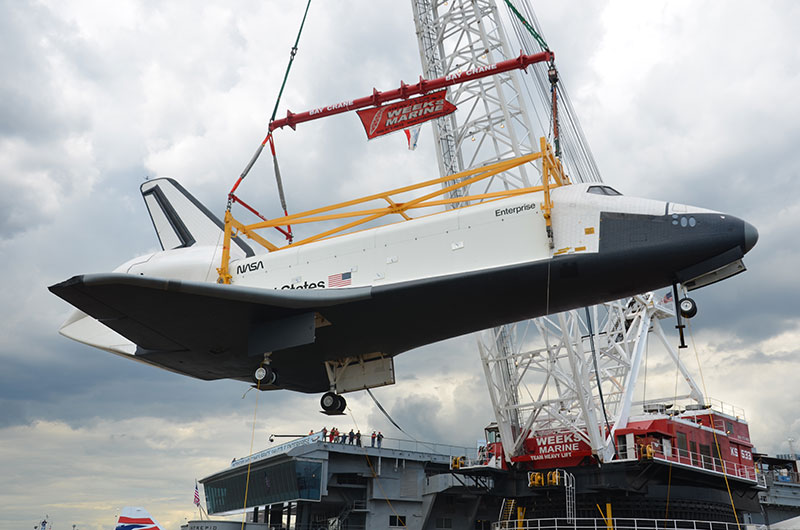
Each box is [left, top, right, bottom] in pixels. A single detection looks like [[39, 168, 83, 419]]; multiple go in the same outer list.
[[356, 90, 457, 140]]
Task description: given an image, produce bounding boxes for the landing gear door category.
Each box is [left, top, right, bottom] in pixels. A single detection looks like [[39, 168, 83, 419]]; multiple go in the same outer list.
[[327, 354, 395, 394]]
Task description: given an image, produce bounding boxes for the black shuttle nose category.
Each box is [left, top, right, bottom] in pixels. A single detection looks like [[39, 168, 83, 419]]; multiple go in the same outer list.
[[743, 221, 758, 254]]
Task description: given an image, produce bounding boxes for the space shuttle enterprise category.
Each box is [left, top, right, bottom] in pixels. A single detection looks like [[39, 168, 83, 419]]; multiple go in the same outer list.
[[49, 138, 757, 414]]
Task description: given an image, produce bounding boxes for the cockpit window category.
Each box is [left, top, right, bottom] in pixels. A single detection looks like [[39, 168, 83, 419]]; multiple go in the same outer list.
[[587, 185, 623, 196]]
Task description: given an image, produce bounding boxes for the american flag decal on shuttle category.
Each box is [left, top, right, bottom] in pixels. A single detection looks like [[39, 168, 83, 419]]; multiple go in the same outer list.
[[328, 271, 352, 287]]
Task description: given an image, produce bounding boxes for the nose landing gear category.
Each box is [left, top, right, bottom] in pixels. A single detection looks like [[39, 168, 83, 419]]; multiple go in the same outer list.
[[678, 297, 697, 319], [321, 391, 346, 415], [672, 283, 698, 349]]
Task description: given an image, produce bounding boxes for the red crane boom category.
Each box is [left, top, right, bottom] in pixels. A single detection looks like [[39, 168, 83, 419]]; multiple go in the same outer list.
[[229, 50, 554, 244], [268, 50, 554, 132]]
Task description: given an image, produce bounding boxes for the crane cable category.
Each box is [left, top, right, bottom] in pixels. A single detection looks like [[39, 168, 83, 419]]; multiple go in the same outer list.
[[665, 309, 686, 524], [585, 306, 613, 454], [346, 405, 409, 529], [503, 0, 561, 156], [665, 350, 677, 524], [228, 0, 312, 242], [270, 0, 312, 124], [366, 388, 439, 453], [687, 319, 742, 530], [268, 0, 312, 225], [502, 0, 548, 51], [503, 0, 563, 159], [366, 389, 409, 436], [503, 0, 603, 183], [239, 373, 263, 530]]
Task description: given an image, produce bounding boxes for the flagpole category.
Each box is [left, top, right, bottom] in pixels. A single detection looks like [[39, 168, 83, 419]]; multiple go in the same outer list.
[[194, 480, 205, 520]]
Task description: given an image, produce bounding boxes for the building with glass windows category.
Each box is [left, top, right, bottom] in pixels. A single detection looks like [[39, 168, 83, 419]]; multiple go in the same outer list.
[[198, 434, 500, 530]]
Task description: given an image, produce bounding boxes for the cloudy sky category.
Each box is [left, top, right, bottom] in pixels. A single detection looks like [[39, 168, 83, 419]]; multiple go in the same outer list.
[[2, 1, 799, 528]]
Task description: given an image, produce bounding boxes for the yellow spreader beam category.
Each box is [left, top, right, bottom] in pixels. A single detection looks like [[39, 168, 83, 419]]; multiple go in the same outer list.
[[217, 137, 568, 284]]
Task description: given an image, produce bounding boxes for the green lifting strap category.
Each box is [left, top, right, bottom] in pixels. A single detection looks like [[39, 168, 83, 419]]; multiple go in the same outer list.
[[232, 0, 312, 208], [270, 0, 312, 123], [503, 0, 549, 52]]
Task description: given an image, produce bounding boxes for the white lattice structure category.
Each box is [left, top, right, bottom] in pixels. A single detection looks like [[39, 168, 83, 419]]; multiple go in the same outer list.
[[410, 0, 705, 464], [411, 0, 539, 196], [479, 294, 704, 463]]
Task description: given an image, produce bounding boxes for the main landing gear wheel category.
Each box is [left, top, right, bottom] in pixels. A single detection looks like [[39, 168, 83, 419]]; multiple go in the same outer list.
[[678, 297, 698, 319], [254, 365, 277, 385], [321, 391, 346, 414]]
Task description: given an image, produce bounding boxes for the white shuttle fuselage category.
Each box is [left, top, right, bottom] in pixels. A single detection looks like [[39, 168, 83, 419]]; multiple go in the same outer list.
[[51, 178, 757, 399]]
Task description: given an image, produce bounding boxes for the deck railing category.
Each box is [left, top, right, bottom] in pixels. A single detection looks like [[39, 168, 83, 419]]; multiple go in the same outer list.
[[702, 398, 746, 421], [492, 517, 743, 530], [767, 469, 800, 485], [638, 443, 760, 484]]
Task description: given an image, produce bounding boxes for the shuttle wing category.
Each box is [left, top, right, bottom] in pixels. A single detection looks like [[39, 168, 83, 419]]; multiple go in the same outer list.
[[49, 274, 372, 375]]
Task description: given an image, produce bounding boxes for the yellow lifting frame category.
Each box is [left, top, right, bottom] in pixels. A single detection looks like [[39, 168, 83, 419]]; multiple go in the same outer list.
[[217, 137, 568, 284]]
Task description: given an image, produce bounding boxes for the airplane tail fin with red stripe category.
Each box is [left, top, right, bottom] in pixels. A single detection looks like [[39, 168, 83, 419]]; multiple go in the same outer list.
[[116, 507, 164, 530]]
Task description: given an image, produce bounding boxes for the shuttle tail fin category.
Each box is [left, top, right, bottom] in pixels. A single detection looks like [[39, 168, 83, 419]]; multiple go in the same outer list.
[[140, 177, 253, 257]]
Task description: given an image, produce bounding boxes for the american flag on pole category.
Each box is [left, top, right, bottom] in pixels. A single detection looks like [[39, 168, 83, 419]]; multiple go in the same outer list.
[[328, 271, 352, 287], [194, 482, 200, 506]]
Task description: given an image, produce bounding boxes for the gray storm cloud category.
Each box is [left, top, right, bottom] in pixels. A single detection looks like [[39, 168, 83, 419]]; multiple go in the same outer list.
[[1, 1, 799, 529]]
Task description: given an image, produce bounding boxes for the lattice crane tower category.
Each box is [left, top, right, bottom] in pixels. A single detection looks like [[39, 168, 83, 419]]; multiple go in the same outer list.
[[410, 0, 706, 464], [411, 0, 539, 452]]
